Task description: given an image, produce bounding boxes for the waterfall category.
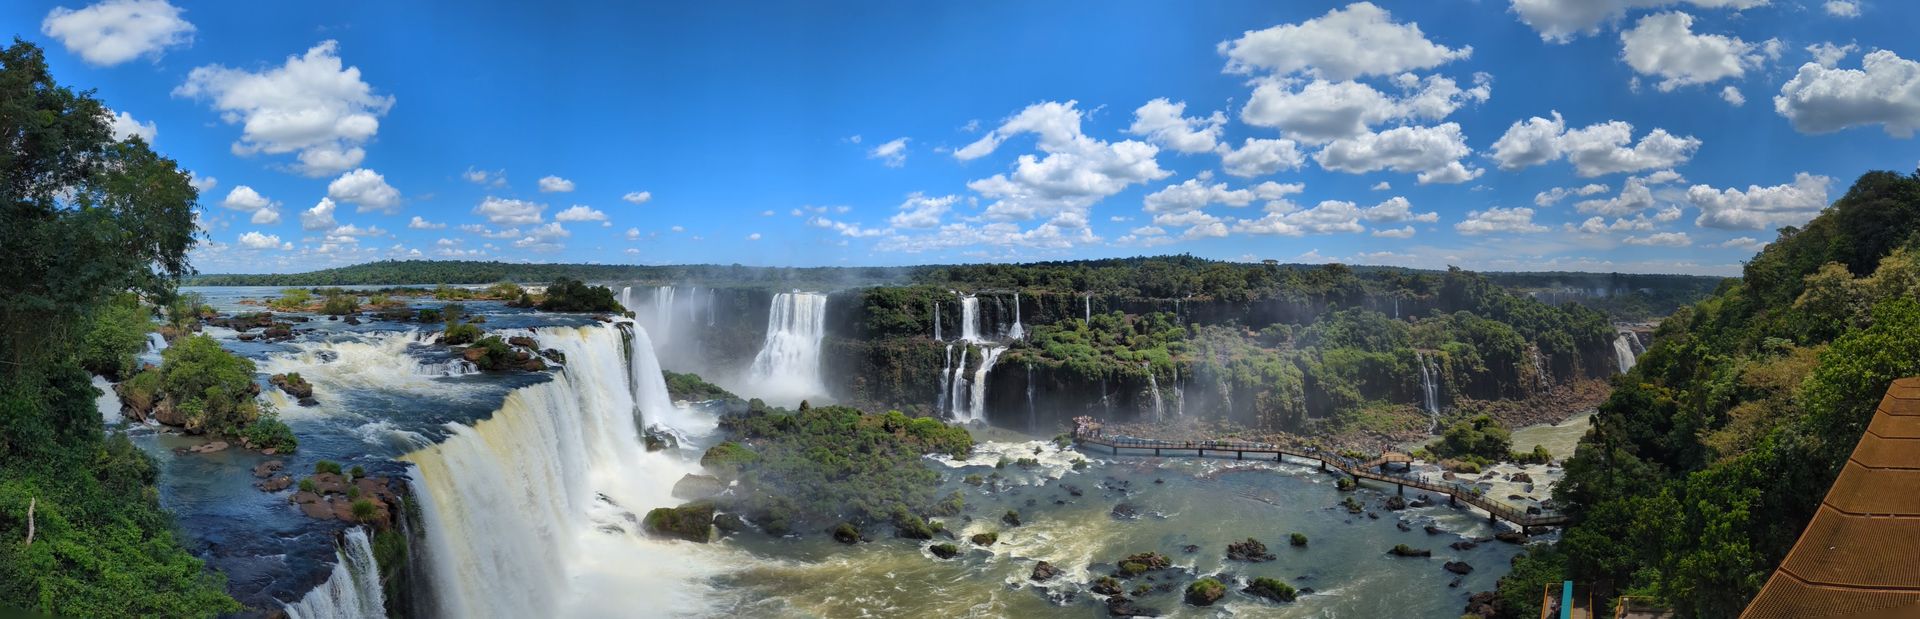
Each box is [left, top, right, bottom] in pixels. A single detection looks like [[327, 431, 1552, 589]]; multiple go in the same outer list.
[[1172, 364, 1185, 418], [966, 345, 1006, 423], [1393, 297, 1400, 320], [651, 286, 676, 347], [958, 295, 981, 342], [1530, 346, 1550, 391], [1008, 293, 1024, 340], [933, 301, 942, 342], [945, 345, 968, 420], [146, 332, 168, 353], [937, 343, 953, 416], [92, 374, 122, 425], [1025, 364, 1036, 433], [748, 292, 828, 401], [705, 288, 716, 327], [1613, 330, 1639, 373], [619, 287, 632, 313], [283, 528, 386, 619], [401, 324, 721, 619], [1417, 352, 1441, 433], [628, 322, 705, 434], [1083, 295, 1092, 324], [1145, 363, 1164, 423]]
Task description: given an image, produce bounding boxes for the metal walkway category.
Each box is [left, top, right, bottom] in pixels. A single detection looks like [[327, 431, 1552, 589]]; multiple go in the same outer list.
[[1073, 432, 1570, 528]]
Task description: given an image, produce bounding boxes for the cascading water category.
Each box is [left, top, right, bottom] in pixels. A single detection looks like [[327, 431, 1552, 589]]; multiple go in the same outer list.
[[705, 288, 716, 327], [651, 286, 677, 347], [619, 287, 632, 313], [1613, 329, 1639, 373], [1008, 293, 1024, 340], [1417, 352, 1441, 433], [283, 528, 386, 619], [146, 332, 168, 353], [1172, 364, 1185, 418], [945, 345, 968, 420], [1530, 346, 1550, 391], [92, 374, 122, 425], [933, 301, 942, 342], [967, 345, 1006, 423], [1084, 294, 1092, 324], [958, 295, 981, 342], [1025, 364, 1036, 433], [1145, 363, 1164, 423], [748, 292, 828, 402], [937, 343, 954, 415], [401, 324, 723, 619]]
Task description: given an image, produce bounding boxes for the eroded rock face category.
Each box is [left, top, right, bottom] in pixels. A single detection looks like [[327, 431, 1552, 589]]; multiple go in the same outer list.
[[1226, 538, 1275, 562], [1030, 561, 1059, 582]]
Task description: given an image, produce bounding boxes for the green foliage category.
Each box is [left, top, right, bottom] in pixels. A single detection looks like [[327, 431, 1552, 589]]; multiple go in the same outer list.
[[314, 460, 344, 475], [269, 288, 312, 310], [319, 292, 359, 316], [485, 281, 523, 299], [663, 371, 738, 402], [239, 414, 298, 452], [349, 499, 377, 521], [1245, 577, 1298, 603], [1289, 532, 1308, 547], [349, 465, 365, 479], [441, 321, 483, 346], [78, 293, 151, 379], [465, 336, 516, 371], [538, 277, 622, 312], [1432, 414, 1513, 462], [1185, 578, 1227, 606], [970, 532, 997, 546], [298, 478, 316, 493], [159, 335, 260, 435], [643, 503, 715, 542], [714, 405, 974, 532]]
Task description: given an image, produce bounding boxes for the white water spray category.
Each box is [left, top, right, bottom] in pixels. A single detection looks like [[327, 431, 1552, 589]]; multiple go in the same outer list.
[[1613, 329, 1639, 373], [283, 528, 385, 619], [933, 301, 942, 342], [651, 286, 676, 347], [1145, 363, 1164, 423], [1008, 293, 1024, 340], [1417, 351, 1441, 432], [748, 292, 829, 402], [967, 345, 1006, 423], [958, 295, 981, 342]]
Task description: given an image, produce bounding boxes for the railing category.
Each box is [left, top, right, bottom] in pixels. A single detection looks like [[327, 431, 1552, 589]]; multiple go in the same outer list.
[[1072, 432, 1570, 528]]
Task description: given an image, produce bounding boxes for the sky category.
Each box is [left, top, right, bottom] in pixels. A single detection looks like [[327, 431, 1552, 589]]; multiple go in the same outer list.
[[6, 0, 1918, 275]]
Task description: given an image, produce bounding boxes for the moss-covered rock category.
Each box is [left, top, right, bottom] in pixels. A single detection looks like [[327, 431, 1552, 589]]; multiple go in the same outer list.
[[1092, 576, 1123, 595], [700, 441, 758, 479], [1245, 577, 1298, 603], [1290, 532, 1309, 547], [1387, 544, 1431, 557], [1116, 552, 1170, 577], [642, 503, 714, 543], [970, 532, 998, 546], [832, 522, 861, 545], [1226, 537, 1275, 562], [671, 474, 725, 501], [929, 542, 960, 559], [1185, 578, 1226, 606]]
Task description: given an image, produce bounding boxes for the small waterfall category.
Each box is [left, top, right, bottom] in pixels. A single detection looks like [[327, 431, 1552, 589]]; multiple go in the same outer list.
[[1008, 293, 1024, 340], [1393, 297, 1400, 320], [933, 301, 942, 342], [652, 286, 676, 347], [1417, 352, 1441, 433], [1613, 330, 1639, 373], [619, 287, 632, 313], [1530, 346, 1550, 391], [967, 345, 1006, 423], [283, 528, 386, 619], [1145, 363, 1164, 423], [92, 374, 122, 425], [748, 292, 829, 400], [958, 295, 981, 342], [947, 345, 969, 420], [1025, 364, 1036, 433], [146, 332, 169, 353], [1172, 364, 1185, 417], [937, 343, 954, 416], [1083, 295, 1092, 324], [705, 288, 716, 327]]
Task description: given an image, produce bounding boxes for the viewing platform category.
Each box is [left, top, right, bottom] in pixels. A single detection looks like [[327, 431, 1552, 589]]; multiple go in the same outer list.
[[1071, 430, 1570, 529]]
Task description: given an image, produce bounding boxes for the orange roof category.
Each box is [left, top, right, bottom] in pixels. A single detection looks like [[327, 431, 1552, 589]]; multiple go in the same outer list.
[[1743, 377, 1920, 618]]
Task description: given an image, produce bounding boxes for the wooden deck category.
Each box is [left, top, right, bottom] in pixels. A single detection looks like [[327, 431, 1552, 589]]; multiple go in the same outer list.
[[1072, 432, 1570, 528]]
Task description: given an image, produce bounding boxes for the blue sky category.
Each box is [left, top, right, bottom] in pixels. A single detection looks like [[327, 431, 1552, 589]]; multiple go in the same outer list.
[[9, 0, 1918, 275]]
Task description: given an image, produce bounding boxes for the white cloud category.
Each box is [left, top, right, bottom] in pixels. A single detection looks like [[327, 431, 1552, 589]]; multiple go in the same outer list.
[[747, 233, 762, 241], [625, 227, 641, 241], [1623, 231, 1693, 246], [554, 205, 608, 223], [1806, 42, 1858, 68], [868, 137, 910, 167], [1824, 0, 1860, 17], [462, 167, 506, 187], [511, 222, 569, 252], [300, 197, 337, 231], [1775, 50, 1920, 137], [1535, 183, 1611, 206], [622, 191, 653, 205], [1128, 98, 1225, 153], [889, 193, 959, 229], [955, 100, 1170, 221], [809, 216, 889, 238], [326, 168, 401, 213], [41, 0, 194, 67], [1372, 226, 1417, 238], [219, 185, 273, 211], [670, 225, 685, 233], [250, 206, 280, 225], [474, 197, 545, 225], [1218, 137, 1307, 178], [1688, 172, 1833, 229], [1490, 111, 1700, 176], [1239, 74, 1489, 143], [1508, 0, 1770, 43], [236, 231, 288, 250], [174, 41, 393, 177], [408, 216, 445, 230], [1620, 12, 1766, 91], [187, 172, 217, 193], [328, 223, 386, 239], [1720, 86, 1746, 106], [1360, 196, 1440, 223], [1714, 236, 1768, 250], [1454, 206, 1548, 235], [538, 175, 575, 193], [1219, 2, 1471, 81], [1314, 123, 1483, 184], [1372, 181, 1392, 190], [1574, 175, 1661, 216], [106, 109, 156, 144]]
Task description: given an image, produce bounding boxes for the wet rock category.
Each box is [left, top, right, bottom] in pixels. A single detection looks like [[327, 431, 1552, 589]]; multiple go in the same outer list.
[[1410, 495, 1436, 508], [1226, 538, 1276, 562], [269, 373, 314, 403], [1449, 540, 1479, 551], [508, 336, 537, 348], [1105, 595, 1161, 617], [642, 503, 714, 543], [1110, 503, 1141, 520], [1449, 576, 1463, 588], [1444, 561, 1474, 575], [1509, 472, 1533, 484], [540, 348, 566, 364], [344, 316, 361, 326], [1115, 552, 1171, 577], [971, 532, 998, 546], [1030, 560, 1060, 582], [1396, 521, 1412, 532], [1495, 531, 1528, 544], [263, 326, 293, 341], [1386, 544, 1431, 557], [644, 427, 680, 452], [188, 441, 230, 454], [713, 513, 748, 535], [928, 543, 960, 559], [1424, 525, 1444, 535], [1527, 506, 1543, 515], [1184, 579, 1226, 606], [252, 460, 285, 478], [1181, 544, 1199, 554], [1002, 510, 1022, 527], [255, 475, 293, 492], [1384, 495, 1407, 510], [1092, 576, 1123, 596], [1063, 483, 1083, 497], [672, 474, 725, 501]]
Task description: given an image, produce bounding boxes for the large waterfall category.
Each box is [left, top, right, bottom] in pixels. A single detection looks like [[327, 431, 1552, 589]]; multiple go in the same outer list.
[[283, 528, 386, 619], [932, 301, 942, 342], [939, 293, 1005, 424], [958, 295, 981, 342], [401, 324, 724, 618], [748, 292, 828, 403], [652, 286, 677, 346], [966, 346, 1005, 423], [1613, 329, 1640, 373], [1416, 352, 1441, 432]]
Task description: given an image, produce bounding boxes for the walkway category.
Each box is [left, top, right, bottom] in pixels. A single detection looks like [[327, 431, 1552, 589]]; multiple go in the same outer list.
[[1072, 431, 1570, 528]]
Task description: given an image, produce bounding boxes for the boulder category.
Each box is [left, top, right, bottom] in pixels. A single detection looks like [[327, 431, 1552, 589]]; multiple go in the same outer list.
[[1115, 552, 1170, 577], [1444, 561, 1474, 575], [1449, 540, 1480, 551], [1184, 579, 1226, 606], [1226, 538, 1276, 562], [1092, 576, 1123, 595], [1495, 531, 1529, 544], [1424, 524, 1444, 535], [831, 522, 861, 545], [187, 440, 230, 454], [1384, 495, 1407, 510], [713, 513, 748, 535], [1110, 503, 1140, 520], [1387, 544, 1431, 557], [642, 503, 715, 543], [971, 532, 998, 546], [1105, 595, 1161, 617], [928, 543, 960, 559], [255, 475, 293, 492], [252, 460, 285, 478], [508, 336, 538, 349], [671, 474, 725, 500], [644, 427, 680, 453], [343, 316, 361, 326], [1509, 472, 1533, 483], [1030, 561, 1059, 582]]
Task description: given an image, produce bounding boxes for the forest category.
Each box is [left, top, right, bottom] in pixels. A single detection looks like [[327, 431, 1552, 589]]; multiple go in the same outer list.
[[1491, 170, 1920, 618]]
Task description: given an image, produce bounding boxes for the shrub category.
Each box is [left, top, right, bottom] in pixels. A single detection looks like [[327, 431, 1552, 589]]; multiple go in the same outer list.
[[239, 415, 298, 452], [441, 322, 483, 346], [1336, 477, 1356, 491], [929, 542, 960, 559], [349, 499, 377, 521], [319, 293, 358, 316], [270, 288, 312, 310], [892, 509, 935, 540], [1432, 414, 1513, 462], [1290, 532, 1308, 547], [314, 460, 343, 475], [538, 278, 622, 312], [970, 532, 997, 546], [1511, 444, 1553, 464], [298, 478, 316, 493], [347, 487, 361, 500], [700, 442, 758, 479], [465, 336, 516, 371], [1245, 577, 1298, 602], [349, 465, 365, 479], [159, 335, 260, 434], [485, 282, 524, 299], [78, 293, 150, 379], [1185, 578, 1226, 606], [1001, 509, 1021, 526]]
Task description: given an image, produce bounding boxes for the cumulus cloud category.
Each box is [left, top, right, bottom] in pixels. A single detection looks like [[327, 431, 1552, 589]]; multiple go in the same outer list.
[[622, 191, 653, 205], [1219, 2, 1471, 81], [1714, 236, 1768, 251], [554, 205, 608, 223], [1490, 111, 1700, 176], [188, 171, 217, 193], [219, 185, 273, 212], [1775, 50, 1920, 137], [538, 175, 575, 193], [474, 197, 545, 225], [954, 100, 1169, 223], [1508, 0, 1769, 43], [41, 0, 194, 66], [1454, 206, 1548, 235], [1239, 74, 1490, 143], [1806, 42, 1858, 68], [1689, 172, 1833, 229], [300, 197, 338, 230], [1314, 123, 1483, 184], [512, 222, 569, 252], [250, 206, 280, 225], [1824, 1, 1860, 17], [174, 41, 393, 177], [107, 110, 156, 144], [1535, 183, 1611, 206], [408, 216, 445, 230], [326, 168, 401, 213], [1623, 231, 1693, 246], [237, 231, 289, 250], [1620, 12, 1768, 91], [868, 137, 910, 167], [889, 193, 959, 229], [1128, 99, 1225, 153], [1720, 86, 1746, 106]]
